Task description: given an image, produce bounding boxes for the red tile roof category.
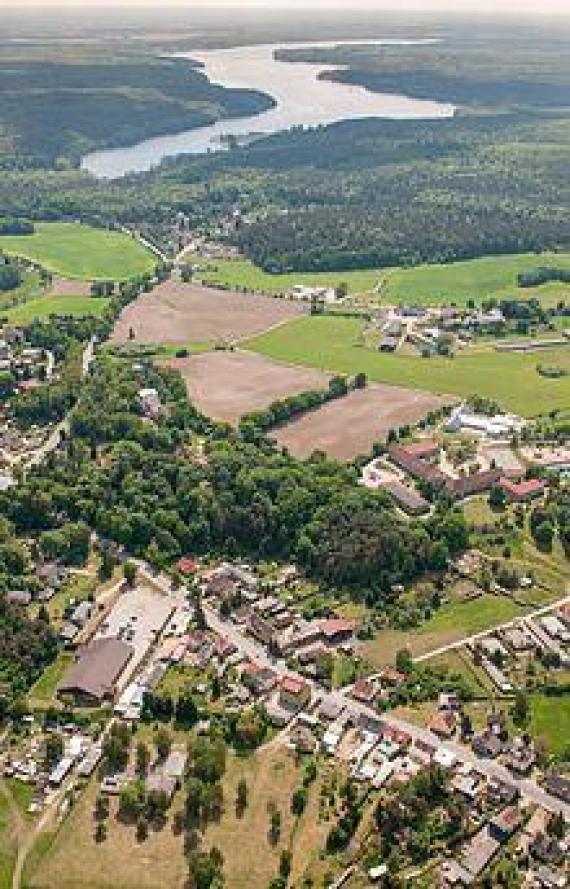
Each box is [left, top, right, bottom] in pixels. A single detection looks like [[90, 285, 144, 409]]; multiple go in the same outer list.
[[402, 440, 440, 459], [499, 477, 545, 499], [281, 675, 308, 696], [176, 557, 198, 575], [318, 618, 356, 639]]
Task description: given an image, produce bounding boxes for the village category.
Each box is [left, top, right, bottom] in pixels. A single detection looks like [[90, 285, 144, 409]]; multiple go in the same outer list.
[[2, 534, 569, 888]]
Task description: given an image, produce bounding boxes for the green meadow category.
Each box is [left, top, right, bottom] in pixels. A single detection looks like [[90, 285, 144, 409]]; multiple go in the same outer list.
[[382, 252, 570, 307], [247, 315, 570, 416], [195, 252, 570, 306], [3, 295, 109, 323], [195, 257, 383, 294], [0, 222, 155, 281]]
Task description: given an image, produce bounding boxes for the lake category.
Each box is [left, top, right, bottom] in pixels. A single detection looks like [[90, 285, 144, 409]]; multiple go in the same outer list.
[[81, 40, 455, 179]]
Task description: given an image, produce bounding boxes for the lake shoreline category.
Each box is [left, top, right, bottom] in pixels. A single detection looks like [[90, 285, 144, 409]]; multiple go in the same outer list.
[[81, 39, 454, 179]]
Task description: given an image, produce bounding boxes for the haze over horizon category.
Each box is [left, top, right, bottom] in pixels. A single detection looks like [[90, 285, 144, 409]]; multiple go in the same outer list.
[[1, 0, 570, 13]]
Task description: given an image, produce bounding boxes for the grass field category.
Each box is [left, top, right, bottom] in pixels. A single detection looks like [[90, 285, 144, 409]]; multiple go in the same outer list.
[[28, 654, 73, 706], [3, 295, 109, 323], [0, 783, 17, 889], [247, 315, 570, 415], [382, 252, 570, 306], [196, 257, 383, 295], [362, 595, 542, 668], [0, 223, 155, 281], [529, 693, 570, 757], [195, 253, 570, 306], [427, 650, 494, 698]]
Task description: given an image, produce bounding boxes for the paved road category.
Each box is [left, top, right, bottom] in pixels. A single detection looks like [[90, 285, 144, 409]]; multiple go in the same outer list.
[[413, 591, 570, 663]]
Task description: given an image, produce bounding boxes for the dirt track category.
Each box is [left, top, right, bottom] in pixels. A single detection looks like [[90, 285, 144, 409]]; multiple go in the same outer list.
[[48, 278, 91, 296], [161, 351, 331, 424], [112, 281, 305, 345]]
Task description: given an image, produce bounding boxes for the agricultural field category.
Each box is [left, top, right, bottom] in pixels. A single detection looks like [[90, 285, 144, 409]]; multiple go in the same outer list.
[[47, 278, 93, 297], [381, 252, 570, 307], [247, 315, 570, 416], [3, 295, 109, 324], [272, 383, 447, 461], [0, 223, 155, 281], [112, 281, 306, 346], [195, 256, 383, 295], [162, 350, 330, 425]]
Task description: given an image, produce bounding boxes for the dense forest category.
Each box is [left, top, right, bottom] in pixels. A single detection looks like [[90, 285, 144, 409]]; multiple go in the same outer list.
[[0, 353, 468, 595], [0, 53, 272, 167]]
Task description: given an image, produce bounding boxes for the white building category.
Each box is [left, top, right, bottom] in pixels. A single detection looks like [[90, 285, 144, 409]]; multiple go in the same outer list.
[[446, 404, 525, 439]]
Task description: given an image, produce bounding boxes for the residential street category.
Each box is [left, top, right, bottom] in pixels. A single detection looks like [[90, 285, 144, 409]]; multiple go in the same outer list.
[[197, 593, 570, 820]]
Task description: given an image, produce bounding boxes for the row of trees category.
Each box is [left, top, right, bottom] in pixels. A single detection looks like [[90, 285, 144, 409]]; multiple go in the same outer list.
[[518, 266, 570, 288], [238, 373, 366, 440], [0, 217, 34, 235]]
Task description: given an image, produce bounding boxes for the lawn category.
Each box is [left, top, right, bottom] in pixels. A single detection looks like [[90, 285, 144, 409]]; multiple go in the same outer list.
[[28, 654, 73, 706], [3, 295, 109, 323], [45, 574, 96, 626], [382, 252, 570, 307], [529, 692, 570, 757], [247, 315, 570, 416], [0, 223, 155, 281], [196, 257, 383, 295]]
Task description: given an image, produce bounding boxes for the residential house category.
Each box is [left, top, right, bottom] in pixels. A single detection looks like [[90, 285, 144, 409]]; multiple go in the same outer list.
[[544, 772, 570, 805], [499, 477, 545, 503], [279, 675, 311, 711], [351, 678, 377, 704]]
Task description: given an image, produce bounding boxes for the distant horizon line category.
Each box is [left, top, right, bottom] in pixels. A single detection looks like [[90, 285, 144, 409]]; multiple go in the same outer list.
[[2, 2, 570, 11]]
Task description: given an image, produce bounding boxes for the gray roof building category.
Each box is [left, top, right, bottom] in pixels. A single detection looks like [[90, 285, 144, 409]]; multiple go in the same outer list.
[[58, 638, 133, 703]]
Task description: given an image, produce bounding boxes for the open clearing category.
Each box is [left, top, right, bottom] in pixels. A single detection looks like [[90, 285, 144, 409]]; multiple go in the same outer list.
[[0, 222, 155, 281], [382, 252, 570, 306], [194, 256, 383, 295], [273, 383, 447, 461], [247, 315, 570, 416], [529, 693, 570, 756], [113, 281, 306, 346], [161, 350, 330, 424]]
